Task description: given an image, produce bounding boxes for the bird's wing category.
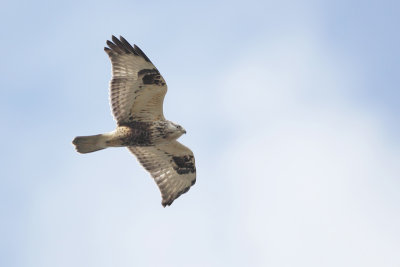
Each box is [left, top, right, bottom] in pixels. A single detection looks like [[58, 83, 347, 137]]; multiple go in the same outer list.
[[104, 35, 167, 124], [128, 141, 196, 207]]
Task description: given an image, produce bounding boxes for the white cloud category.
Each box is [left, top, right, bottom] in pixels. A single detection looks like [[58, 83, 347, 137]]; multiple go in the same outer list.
[[217, 32, 400, 266]]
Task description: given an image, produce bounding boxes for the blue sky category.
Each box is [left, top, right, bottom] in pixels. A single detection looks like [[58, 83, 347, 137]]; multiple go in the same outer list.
[[1, 0, 399, 266]]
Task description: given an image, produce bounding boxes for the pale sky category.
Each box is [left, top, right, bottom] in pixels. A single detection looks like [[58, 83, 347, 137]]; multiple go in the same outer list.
[[1, 0, 399, 267]]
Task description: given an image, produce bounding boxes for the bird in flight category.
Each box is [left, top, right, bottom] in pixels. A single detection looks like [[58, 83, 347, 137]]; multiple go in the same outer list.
[[72, 36, 196, 207]]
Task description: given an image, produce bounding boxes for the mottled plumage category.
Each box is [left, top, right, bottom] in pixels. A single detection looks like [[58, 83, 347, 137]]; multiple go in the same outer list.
[[72, 36, 196, 207]]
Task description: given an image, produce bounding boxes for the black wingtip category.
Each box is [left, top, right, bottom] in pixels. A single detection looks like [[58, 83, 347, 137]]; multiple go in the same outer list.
[[105, 35, 152, 62], [119, 35, 137, 55], [162, 200, 173, 207], [106, 40, 118, 51], [133, 44, 151, 62], [105, 38, 122, 54], [111, 35, 129, 53], [111, 35, 118, 42]]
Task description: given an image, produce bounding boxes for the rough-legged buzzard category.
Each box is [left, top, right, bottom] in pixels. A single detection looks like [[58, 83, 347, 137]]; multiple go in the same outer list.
[[72, 36, 196, 207]]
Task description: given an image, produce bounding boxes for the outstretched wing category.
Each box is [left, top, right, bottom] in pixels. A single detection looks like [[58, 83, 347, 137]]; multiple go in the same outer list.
[[128, 141, 196, 207], [104, 35, 167, 124]]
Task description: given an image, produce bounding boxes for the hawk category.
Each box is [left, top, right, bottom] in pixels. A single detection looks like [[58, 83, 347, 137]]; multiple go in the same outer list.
[[72, 36, 196, 207]]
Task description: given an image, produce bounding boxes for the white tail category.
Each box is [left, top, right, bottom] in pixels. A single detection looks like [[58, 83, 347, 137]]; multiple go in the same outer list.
[[72, 134, 108, 153]]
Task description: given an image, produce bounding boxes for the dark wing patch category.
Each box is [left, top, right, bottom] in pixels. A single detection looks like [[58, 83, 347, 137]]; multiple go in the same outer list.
[[128, 141, 196, 207], [172, 155, 196, 175]]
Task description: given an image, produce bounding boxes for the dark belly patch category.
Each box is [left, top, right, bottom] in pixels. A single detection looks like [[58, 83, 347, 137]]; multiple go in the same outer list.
[[119, 121, 153, 146]]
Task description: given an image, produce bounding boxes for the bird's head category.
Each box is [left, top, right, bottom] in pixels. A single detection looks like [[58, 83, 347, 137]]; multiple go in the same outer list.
[[176, 124, 187, 135], [166, 121, 186, 139]]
